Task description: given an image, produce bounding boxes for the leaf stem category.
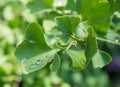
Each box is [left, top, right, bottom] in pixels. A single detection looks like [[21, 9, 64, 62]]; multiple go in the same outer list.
[[70, 35, 85, 42], [96, 37, 120, 45]]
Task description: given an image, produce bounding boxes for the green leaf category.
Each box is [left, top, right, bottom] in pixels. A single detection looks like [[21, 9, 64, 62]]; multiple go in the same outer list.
[[112, 12, 120, 30], [56, 16, 80, 33], [76, 0, 111, 33], [53, 16, 80, 46], [15, 22, 59, 73], [74, 21, 88, 39], [15, 22, 51, 60], [85, 28, 98, 64], [96, 29, 120, 45], [50, 54, 61, 72], [43, 20, 56, 35], [67, 50, 86, 69], [27, 0, 53, 13], [22, 49, 59, 73], [25, 22, 50, 49], [44, 35, 57, 47], [92, 50, 112, 68], [109, 0, 120, 12], [114, 0, 120, 11], [66, 0, 77, 12]]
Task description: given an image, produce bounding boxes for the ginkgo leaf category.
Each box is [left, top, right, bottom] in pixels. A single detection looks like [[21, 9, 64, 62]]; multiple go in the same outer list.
[[92, 50, 112, 68]]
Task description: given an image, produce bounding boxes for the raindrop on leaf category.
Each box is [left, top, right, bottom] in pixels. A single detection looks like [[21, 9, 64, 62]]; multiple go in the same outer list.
[[36, 60, 42, 65], [115, 37, 119, 43], [30, 64, 36, 69]]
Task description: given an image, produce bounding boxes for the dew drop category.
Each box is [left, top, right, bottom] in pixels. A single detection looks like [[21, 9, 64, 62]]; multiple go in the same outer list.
[[115, 39, 119, 42], [36, 60, 42, 65], [21, 59, 26, 63], [115, 37, 119, 43], [54, 2, 62, 7], [30, 64, 36, 69], [23, 70, 29, 74]]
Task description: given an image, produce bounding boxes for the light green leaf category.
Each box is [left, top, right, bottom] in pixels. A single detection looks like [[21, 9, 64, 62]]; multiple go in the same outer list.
[[27, 0, 53, 13], [85, 28, 98, 64], [92, 50, 112, 68], [22, 49, 59, 73], [67, 50, 86, 69], [43, 20, 56, 35], [74, 21, 88, 39], [50, 54, 61, 72], [44, 35, 57, 47]]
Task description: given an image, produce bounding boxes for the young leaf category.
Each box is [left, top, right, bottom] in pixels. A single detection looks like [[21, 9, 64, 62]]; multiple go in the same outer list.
[[85, 27, 98, 65], [92, 50, 112, 68], [27, 0, 53, 13], [50, 54, 61, 72], [67, 50, 86, 69]]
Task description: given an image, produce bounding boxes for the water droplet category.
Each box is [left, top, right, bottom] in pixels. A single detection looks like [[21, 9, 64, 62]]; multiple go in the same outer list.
[[21, 59, 26, 63], [115, 39, 119, 42], [36, 60, 41, 65], [54, 2, 62, 7], [30, 64, 36, 69], [23, 70, 29, 74], [115, 37, 119, 43]]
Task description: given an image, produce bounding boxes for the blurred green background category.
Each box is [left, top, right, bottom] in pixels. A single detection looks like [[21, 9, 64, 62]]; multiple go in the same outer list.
[[0, 0, 120, 87]]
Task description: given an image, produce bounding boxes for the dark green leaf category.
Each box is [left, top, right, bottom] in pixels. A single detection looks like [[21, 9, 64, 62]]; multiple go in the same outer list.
[[15, 22, 51, 60], [76, 0, 111, 33], [15, 22, 59, 73], [25, 22, 50, 49], [109, 0, 120, 12], [66, 0, 77, 12], [85, 27, 98, 65], [56, 16, 80, 34]]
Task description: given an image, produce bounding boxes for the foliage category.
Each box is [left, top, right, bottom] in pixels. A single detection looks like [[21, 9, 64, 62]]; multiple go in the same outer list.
[[0, 0, 120, 87], [15, 0, 120, 73]]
